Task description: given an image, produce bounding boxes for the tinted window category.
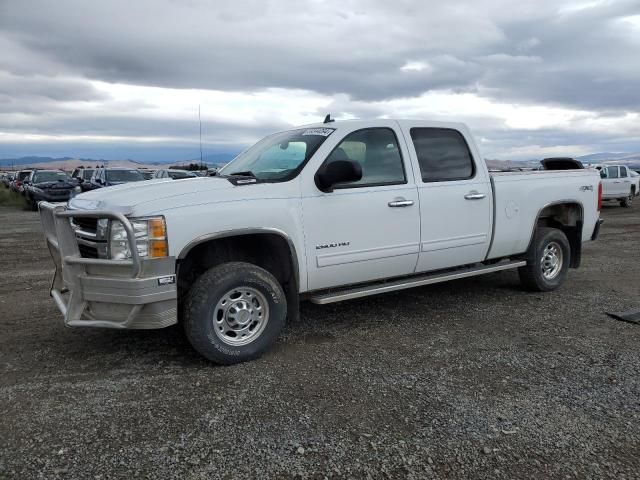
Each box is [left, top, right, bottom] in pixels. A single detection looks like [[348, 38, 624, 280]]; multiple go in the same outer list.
[[620, 166, 627, 178], [105, 170, 144, 182], [410, 128, 475, 182], [33, 171, 69, 183], [606, 166, 619, 179], [167, 170, 196, 179], [326, 128, 405, 187]]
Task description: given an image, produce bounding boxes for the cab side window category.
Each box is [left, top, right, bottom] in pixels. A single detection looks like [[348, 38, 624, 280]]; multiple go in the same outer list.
[[325, 128, 406, 188], [620, 166, 628, 178], [606, 166, 619, 179], [410, 128, 475, 182]]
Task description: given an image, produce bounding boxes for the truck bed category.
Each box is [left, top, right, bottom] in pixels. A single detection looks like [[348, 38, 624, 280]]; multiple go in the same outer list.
[[487, 169, 601, 260]]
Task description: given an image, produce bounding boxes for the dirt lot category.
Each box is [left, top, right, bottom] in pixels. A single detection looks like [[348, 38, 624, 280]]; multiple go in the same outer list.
[[0, 194, 639, 479]]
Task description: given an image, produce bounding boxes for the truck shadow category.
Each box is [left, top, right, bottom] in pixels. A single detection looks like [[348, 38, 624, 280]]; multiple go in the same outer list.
[[48, 270, 523, 368]]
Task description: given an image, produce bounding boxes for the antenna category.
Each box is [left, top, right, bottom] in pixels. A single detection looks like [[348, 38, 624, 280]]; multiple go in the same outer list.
[[199, 105, 203, 170], [323, 114, 335, 124]]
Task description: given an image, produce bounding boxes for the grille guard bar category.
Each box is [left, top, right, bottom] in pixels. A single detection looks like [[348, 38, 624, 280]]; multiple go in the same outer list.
[[39, 201, 144, 328]]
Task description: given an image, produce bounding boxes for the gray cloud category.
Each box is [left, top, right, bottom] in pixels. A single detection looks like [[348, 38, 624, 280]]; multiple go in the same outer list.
[[0, 0, 640, 160], [1, 0, 637, 108]]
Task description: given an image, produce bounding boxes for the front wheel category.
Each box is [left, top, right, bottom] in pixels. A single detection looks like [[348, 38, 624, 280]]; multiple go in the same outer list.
[[183, 262, 287, 365], [518, 227, 570, 292]]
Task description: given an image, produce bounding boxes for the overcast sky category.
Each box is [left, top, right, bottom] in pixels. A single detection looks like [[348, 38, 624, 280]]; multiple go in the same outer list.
[[1, 0, 639, 161]]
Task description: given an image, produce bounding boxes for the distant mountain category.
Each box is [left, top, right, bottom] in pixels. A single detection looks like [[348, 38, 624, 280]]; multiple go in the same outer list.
[[0, 152, 239, 170], [0, 156, 151, 168], [576, 153, 640, 167], [182, 152, 238, 167]]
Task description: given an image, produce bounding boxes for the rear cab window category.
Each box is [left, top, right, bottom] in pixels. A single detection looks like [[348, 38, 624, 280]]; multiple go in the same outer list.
[[410, 128, 475, 182]]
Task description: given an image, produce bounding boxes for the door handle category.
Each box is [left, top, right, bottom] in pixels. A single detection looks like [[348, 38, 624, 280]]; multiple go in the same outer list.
[[388, 199, 414, 207], [464, 191, 486, 200]]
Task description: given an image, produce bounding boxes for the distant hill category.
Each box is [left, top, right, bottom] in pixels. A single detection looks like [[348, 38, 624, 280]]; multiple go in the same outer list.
[[0, 155, 235, 171]]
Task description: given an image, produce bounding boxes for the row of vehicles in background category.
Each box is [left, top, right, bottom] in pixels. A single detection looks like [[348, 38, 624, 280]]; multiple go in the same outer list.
[[2, 162, 638, 210], [1, 167, 211, 210], [71, 167, 202, 192]]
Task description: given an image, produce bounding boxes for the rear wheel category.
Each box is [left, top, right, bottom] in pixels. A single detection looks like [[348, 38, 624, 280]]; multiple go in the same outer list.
[[620, 191, 633, 208], [518, 227, 570, 292], [183, 262, 287, 364]]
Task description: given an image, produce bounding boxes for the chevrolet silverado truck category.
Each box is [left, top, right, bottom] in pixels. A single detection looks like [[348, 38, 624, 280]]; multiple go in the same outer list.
[[595, 164, 638, 207], [39, 119, 603, 364]]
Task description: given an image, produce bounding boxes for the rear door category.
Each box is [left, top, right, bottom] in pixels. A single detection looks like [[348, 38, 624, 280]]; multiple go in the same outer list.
[[619, 166, 633, 195], [400, 123, 493, 272]]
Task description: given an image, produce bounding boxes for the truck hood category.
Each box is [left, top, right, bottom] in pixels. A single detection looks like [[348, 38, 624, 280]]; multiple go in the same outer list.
[[68, 177, 235, 214]]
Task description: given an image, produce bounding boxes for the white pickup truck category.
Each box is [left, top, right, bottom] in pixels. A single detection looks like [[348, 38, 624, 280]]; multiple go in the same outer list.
[[39, 119, 603, 364], [595, 164, 638, 207]]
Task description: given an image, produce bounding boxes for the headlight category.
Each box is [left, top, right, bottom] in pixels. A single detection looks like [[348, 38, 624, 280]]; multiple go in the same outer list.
[[109, 216, 168, 260]]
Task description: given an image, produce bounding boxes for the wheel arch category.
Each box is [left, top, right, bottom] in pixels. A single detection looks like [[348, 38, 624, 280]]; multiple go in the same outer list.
[[525, 201, 584, 268], [176, 228, 301, 321]]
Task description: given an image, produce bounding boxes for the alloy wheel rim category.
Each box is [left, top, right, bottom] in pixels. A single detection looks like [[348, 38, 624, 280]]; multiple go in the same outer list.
[[541, 241, 563, 280], [213, 287, 269, 346]]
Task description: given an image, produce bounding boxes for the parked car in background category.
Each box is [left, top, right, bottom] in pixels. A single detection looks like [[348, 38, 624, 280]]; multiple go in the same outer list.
[[152, 169, 198, 180], [1, 173, 15, 187], [596, 165, 637, 207], [38, 119, 603, 364], [71, 168, 96, 192], [10, 170, 32, 194], [89, 168, 145, 189], [23, 169, 76, 210]]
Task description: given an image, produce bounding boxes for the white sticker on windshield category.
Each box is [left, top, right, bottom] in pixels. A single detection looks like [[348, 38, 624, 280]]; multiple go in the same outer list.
[[302, 128, 334, 137]]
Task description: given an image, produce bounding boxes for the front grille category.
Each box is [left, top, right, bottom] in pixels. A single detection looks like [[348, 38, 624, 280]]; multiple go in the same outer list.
[[78, 243, 99, 259], [72, 217, 98, 234]]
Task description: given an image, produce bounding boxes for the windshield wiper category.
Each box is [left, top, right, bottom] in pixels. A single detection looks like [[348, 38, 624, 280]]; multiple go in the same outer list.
[[227, 170, 257, 178]]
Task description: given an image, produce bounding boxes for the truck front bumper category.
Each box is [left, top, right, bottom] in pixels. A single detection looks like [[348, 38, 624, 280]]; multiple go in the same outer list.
[[39, 202, 178, 329]]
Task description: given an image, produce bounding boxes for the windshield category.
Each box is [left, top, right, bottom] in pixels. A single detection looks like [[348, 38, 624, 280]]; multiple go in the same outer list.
[[168, 170, 196, 179], [33, 171, 69, 183], [105, 170, 144, 182], [219, 127, 335, 181]]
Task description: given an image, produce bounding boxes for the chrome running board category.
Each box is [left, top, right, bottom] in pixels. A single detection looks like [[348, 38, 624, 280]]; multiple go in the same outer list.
[[307, 260, 526, 305]]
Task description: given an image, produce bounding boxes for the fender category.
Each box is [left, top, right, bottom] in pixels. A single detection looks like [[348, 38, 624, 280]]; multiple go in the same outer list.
[[177, 227, 301, 291]]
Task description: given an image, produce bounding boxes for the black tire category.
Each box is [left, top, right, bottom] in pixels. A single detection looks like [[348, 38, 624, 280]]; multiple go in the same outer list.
[[620, 191, 633, 208], [518, 227, 571, 292], [24, 193, 37, 211], [183, 262, 287, 365]]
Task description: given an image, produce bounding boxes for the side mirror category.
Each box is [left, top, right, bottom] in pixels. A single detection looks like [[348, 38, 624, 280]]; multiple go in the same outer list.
[[314, 159, 362, 193]]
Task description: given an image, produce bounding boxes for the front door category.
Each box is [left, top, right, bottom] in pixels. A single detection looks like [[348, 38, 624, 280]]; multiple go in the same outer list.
[[401, 124, 493, 272], [302, 126, 421, 291]]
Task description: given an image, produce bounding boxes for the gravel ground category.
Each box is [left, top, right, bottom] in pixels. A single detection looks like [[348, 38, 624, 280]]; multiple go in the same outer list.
[[0, 196, 639, 479]]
